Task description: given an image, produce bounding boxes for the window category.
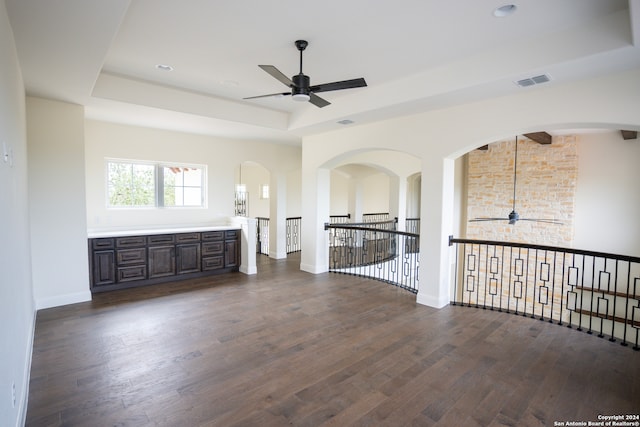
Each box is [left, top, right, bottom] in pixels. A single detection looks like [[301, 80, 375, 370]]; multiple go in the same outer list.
[[260, 184, 270, 199], [107, 162, 155, 207], [162, 166, 203, 207], [107, 160, 205, 208]]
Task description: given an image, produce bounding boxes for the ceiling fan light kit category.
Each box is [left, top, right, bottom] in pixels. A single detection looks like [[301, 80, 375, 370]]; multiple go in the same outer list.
[[244, 40, 367, 108], [292, 93, 310, 102]]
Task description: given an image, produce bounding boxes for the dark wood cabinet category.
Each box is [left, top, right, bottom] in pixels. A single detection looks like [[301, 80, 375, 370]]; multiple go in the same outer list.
[[92, 250, 115, 286], [89, 228, 240, 293], [225, 240, 238, 267], [148, 245, 175, 278], [202, 232, 224, 272], [176, 243, 201, 274]]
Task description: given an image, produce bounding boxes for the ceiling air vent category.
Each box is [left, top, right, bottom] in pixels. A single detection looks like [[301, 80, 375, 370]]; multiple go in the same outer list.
[[514, 74, 551, 88], [337, 119, 354, 125]]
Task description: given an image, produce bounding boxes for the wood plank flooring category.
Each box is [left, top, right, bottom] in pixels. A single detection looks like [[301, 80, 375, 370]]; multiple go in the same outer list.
[[26, 254, 640, 426]]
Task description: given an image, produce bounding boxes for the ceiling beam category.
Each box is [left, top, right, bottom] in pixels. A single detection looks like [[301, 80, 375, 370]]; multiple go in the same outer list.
[[621, 130, 638, 140], [523, 132, 552, 145]]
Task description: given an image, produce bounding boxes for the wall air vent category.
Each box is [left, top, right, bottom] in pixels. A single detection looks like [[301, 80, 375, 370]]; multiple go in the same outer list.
[[514, 74, 551, 88]]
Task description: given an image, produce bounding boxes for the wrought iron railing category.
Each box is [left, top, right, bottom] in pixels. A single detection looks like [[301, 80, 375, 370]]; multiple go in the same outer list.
[[330, 214, 351, 224], [362, 212, 390, 222], [256, 217, 269, 255], [406, 218, 420, 234], [255, 216, 302, 255], [325, 220, 419, 294], [286, 217, 301, 254], [449, 237, 640, 350]]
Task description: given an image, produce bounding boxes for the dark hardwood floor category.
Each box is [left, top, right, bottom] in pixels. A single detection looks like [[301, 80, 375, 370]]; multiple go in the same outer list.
[[27, 253, 639, 426]]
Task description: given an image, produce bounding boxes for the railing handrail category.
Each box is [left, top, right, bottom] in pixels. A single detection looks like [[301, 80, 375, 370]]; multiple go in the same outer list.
[[449, 236, 640, 264], [339, 219, 396, 227], [325, 222, 419, 238]]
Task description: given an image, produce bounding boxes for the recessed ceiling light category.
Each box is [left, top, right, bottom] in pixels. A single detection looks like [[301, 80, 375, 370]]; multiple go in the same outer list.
[[493, 4, 517, 17], [155, 64, 173, 72]]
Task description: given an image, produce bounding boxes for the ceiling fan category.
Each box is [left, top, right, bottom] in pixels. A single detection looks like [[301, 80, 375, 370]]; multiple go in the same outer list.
[[243, 40, 367, 108], [470, 136, 563, 225]]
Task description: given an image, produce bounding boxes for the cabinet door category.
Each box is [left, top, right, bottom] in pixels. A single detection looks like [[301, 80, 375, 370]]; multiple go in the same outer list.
[[92, 250, 115, 286], [177, 243, 201, 274], [148, 246, 175, 278], [224, 240, 238, 268]]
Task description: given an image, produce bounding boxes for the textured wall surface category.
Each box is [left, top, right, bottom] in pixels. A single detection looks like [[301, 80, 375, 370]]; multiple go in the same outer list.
[[466, 135, 578, 247]]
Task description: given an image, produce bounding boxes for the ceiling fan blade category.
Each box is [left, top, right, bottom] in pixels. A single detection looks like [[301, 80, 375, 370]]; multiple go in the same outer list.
[[259, 65, 294, 87], [243, 92, 290, 100], [310, 78, 367, 93], [309, 92, 330, 108], [519, 218, 564, 225], [469, 218, 509, 222]]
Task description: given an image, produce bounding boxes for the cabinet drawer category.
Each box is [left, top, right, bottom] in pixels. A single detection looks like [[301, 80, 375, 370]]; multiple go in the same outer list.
[[225, 230, 239, 240], [176, 232, 200, 243], [117, 265, 147, 282], [148, 234, 175, 245], [202, 256, 224, 271], [116, 236, 146, 248], [116, 248, 146, 266], [202, 241, 224, 256], [92, 238, 114, 250], [202, 231, 224, 241]]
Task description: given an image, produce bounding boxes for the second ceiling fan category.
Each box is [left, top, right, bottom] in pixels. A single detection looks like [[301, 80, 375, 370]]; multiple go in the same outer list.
[[470, 136, 563, 225], [244, 40, 367, 108]]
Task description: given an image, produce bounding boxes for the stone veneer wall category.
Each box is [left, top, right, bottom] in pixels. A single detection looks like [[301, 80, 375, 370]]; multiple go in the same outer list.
[[466, 135, 578, 247]]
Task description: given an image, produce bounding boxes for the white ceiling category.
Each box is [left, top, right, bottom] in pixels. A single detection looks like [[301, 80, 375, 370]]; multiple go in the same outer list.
[[6, 0, 640, 144]]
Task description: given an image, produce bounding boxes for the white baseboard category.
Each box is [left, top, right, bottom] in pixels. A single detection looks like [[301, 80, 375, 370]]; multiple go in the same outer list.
[[268, 250, 287, 260], [240, 265, 257, 275], [416, 291, 450, 309], [17, 308, 36, 427], [35, 290, 92, 310], [299, 262, 328, 274]]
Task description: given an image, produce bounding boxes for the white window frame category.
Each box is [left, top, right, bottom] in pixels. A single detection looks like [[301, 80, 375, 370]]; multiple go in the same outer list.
[[106, 159, 207, 209]]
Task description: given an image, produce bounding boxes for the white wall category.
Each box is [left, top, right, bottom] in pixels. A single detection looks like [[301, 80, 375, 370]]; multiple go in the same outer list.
[[329, 170, 349, 215], [85, 120, 301, 230], [574, 131, 640, 256], [27, 97, 91, 309], [361, 173, 390, 214], [0, 3, 34, 425], [286, 168, 302, 218]]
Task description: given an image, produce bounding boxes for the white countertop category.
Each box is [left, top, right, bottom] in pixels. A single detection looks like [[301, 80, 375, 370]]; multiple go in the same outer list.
[[87, 225, 240, 239]]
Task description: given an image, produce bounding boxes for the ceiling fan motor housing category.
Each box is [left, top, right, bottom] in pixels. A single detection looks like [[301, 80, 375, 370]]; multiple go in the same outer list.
[[508, 210, 520, 224], [292, 74, 310, 94]]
